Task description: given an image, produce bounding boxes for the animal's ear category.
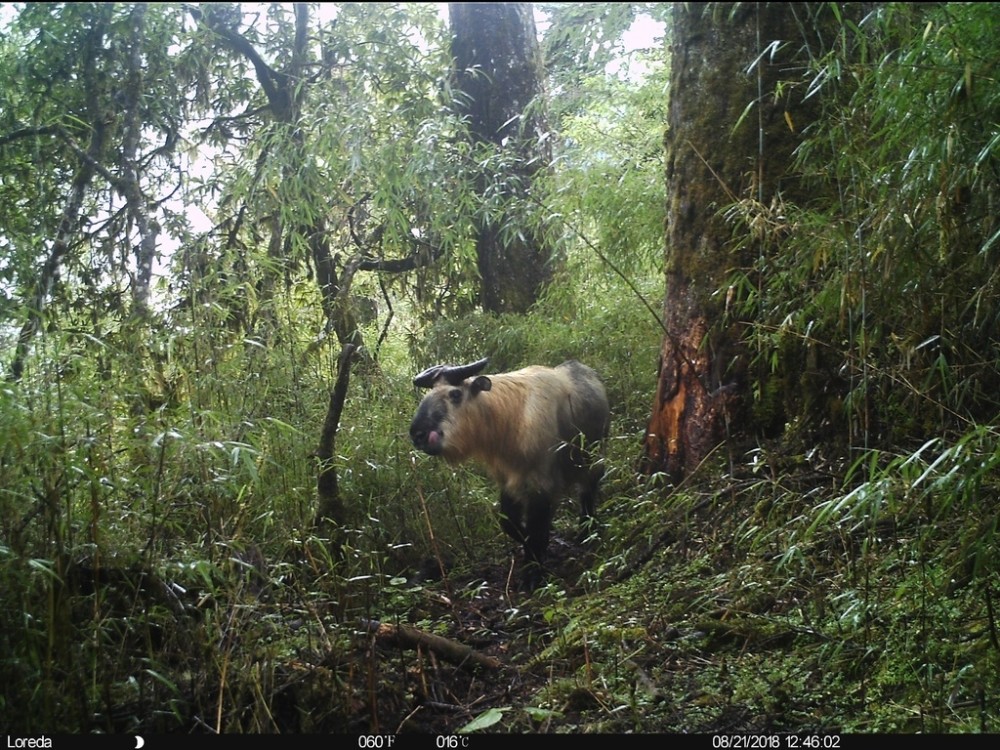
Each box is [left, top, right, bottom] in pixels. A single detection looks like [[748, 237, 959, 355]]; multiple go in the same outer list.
[[470, 375, 492, 395]]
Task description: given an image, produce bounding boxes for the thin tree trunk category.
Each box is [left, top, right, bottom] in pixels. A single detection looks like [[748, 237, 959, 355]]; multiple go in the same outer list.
[[7, 10, 113, 381], [314, 343, 356, 543], [120, 3, 159, 318]]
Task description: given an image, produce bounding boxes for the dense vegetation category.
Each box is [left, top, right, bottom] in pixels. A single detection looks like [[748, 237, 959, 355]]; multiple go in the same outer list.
[[1, 2, 998, 734]]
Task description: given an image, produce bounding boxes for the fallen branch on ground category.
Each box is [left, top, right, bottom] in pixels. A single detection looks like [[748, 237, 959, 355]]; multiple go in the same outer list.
[[360, 619, 502, 671]]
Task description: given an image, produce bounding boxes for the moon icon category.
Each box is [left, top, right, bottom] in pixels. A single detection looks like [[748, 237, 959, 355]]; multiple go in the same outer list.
[[135, 737, 145, 749]]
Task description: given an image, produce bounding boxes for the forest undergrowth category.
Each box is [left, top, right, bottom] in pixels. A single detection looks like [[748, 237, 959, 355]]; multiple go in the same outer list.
[[2, 277, 998, 734]]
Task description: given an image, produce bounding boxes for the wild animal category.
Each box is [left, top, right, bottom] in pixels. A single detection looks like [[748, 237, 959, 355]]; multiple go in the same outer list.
[[409, 357, 610, 590]]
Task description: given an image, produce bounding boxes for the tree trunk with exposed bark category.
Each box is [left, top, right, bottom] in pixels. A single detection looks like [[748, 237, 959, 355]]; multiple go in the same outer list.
[[642, 3, 827, 480]]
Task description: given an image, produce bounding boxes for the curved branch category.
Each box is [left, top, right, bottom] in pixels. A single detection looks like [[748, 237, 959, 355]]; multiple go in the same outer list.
[[188, 3, 293, 119], [348, 196, 447, 273], [0, 125, 60, 148]]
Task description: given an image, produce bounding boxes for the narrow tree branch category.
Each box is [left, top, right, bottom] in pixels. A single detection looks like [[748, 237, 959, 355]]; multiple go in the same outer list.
[[355, 239, 446, 273], [0, 124, 60, 148], [53, 126, 124, 192]]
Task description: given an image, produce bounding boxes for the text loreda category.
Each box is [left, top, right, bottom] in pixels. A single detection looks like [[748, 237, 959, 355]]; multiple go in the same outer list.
[[8, 739, 52, 748]]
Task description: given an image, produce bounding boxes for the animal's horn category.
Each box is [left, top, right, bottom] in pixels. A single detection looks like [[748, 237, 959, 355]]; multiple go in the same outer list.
[[443, 357, 489, 385], [413, 357, 489, 388], [413, 364, 446, 388]]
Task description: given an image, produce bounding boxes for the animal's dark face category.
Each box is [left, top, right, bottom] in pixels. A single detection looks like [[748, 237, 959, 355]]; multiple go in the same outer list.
[[409, 376, 491, 457], [409, 387, 459, 455]]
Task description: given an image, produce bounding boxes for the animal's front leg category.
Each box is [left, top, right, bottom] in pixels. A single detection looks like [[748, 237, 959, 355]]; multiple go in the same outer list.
[[499, 491, 526, 546], [520, 492, 553, 591]]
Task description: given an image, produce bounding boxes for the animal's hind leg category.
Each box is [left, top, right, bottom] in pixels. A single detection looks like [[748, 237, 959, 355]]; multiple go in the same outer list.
[[581, 463, 604, 518], [577, 463, 604, 541], [566, 440, 602, 525]]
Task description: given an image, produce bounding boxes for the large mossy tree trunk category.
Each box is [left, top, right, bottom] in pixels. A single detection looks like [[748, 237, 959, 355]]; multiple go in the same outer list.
[[642, 3, 827, 481], [449, 2, 553, 314]]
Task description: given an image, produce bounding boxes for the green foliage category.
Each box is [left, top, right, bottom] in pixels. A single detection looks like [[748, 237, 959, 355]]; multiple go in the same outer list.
[[725, 2, 1000, 447], [512, 421, 1000, 733], [0, 303, 497, 731], [540, 3, 669, 108], [537, 4, 668, 281], [726, 425, 1000, 732]]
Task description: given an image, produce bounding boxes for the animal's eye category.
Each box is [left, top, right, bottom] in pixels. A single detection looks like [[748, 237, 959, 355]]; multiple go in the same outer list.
[[448, 388, 463, 405]]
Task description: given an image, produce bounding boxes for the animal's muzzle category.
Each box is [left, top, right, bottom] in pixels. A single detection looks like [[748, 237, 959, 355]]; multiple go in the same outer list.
[[410, 423, 444, 455]]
